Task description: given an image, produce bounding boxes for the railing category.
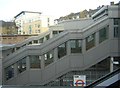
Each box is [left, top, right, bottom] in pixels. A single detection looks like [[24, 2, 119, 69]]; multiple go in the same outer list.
[[85, 67, 120, 88]]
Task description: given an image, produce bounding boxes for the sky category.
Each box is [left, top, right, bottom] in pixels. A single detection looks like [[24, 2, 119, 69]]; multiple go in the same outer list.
[[0, 0, 119, 21]]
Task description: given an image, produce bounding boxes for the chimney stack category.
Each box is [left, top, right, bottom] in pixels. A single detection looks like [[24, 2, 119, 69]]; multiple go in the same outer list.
[[110, 2, 114, 5]]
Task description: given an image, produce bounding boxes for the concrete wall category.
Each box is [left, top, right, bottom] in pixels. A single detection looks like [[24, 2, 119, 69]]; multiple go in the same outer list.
[[58, 19, 93, 30], [2, 16, 120, 85]]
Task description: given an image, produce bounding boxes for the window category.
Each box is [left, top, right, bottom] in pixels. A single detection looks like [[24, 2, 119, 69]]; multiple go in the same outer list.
[[29, 25, 32, 34], [46, 35, 50, 40], [17, 58, 26, 74], [30, 56, 41, 68], [35, 30, 38, 33], [5, 65, 14, 80], [39, 38, 44, 43], [29, 20, 31, 23], [47, 18, 50, 27], [70, 40, 82, 53], [28, 41, 32, 45], [16, 47, 20, 50], [13, 37, 17, 39], [8, 38, 11, 39], [58, 42, 67, 59], [24, 37, 27, 39], [35, 24, 37, 27], [12, 49, 15, 53], [48, 23, 50, 27], [44, 50, 54, 67], [59, 31, 63, 33], [48, 18, 50, 22], [53, 31, 58, 36], [86, 33, 95, 50], [99, 26, 108, 43], [38, 24, 40, 28], [114, 27, 119, 38], [23, 32, 25, 34], [114, 18, 120, 25], [38, 30, 40, 33], [3, 38, 6, 39], [34, 40, 38, 44]]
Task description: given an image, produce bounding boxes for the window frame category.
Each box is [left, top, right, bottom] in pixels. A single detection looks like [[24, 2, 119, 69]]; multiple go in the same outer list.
[[5, 64, 14, 80], [29, 55, 41, 69], [86, 33, 95, 51], [99, 26, 108, 43], [70, 39, 82, 53], [17, 58, 26, 74], [58, 42, 67, 59], [44, 50, 54, 67]]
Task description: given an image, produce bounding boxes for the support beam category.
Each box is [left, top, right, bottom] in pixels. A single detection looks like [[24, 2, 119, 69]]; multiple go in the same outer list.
[[110, 57, 114, 72]]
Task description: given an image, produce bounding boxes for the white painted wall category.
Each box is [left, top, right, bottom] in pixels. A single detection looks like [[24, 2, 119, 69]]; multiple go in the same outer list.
[[40, 15, 55, 27]]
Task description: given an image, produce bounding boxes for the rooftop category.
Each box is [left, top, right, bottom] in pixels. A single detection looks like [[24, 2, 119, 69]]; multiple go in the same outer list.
[[14, 11, 42, 19]]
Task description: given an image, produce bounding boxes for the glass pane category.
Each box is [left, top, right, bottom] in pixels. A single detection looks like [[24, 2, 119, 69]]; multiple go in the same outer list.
[[99, 26, 108, 43], [114, 27, 119, 38], [70, 40, 82, 53], [70, 40, 76, 48], [77, 40, 82, 53], [44, 50, 54, 67], [86, 33, 95, 51], [58, 42, 67, 59], [17, 58, 26, 74], [5, 65, 14, 80], [53, 31, 58, 36], [30, 56, 41, 68], [39, 38, 44, 43], [114, 18, 120, 25], [46, 35, 50, 40], [34, 40, 38, 44]]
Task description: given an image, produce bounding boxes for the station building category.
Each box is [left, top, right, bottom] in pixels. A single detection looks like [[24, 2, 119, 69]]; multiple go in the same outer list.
[[1, 2, 120, 87]]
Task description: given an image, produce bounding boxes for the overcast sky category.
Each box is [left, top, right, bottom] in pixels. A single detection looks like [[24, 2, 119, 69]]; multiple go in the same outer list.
[[0, 0, 119, 21]]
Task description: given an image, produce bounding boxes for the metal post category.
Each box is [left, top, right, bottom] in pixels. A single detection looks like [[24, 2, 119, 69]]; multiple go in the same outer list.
[[110, 57, 114, 72]]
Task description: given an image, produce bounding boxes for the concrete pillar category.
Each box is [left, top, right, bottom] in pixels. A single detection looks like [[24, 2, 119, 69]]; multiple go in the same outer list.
[[37, 40, 39, 44], [43, 37, 46, 42], [39, 56, 42, 68], [110, 57, 114, 72], [14, 63, 18, 77], [96, 32, 99, 45], [41, 55, 45, 69], [82, 39, 86, 53], [32, 41, 34, 44], [38, 39, 41, 45], [26, 56, 30, 70], [54, 48, 58, 62], [67, 41, 71, 55], [14, 48, 17, 52], [39, 38, 44, 44], [50, 31, 53, 38]]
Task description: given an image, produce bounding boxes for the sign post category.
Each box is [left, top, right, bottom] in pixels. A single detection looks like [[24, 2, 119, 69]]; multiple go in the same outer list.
[[73, 75, 86, 86]]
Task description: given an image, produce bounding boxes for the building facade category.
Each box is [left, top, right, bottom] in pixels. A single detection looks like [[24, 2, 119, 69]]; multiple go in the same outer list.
[[1, 2, 120, 87], [14, 11, 54, 35], [0, 20, 17, 35], [0, 34, 38, 45], [54, 7, 101, 24]]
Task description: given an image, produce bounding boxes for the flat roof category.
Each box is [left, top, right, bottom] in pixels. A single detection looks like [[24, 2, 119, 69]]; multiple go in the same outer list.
[[14, 11, 42, 19], [0, 34, 38, 37]]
